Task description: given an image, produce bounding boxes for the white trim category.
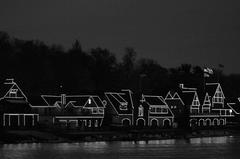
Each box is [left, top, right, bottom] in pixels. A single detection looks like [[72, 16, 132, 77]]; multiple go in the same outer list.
[[163, 118, 171, 126], [198, 118, 205, 126], [105, 91, 134, 116], [122, 118, 131, 126], [100, 118, 103, 127], [190, 115, 220, 117], [3, 113, 38, 127], [205, 118, 211, 126], [190, 119, 197, 127], [1, 81, 28, 101], [213, 118, 219, 126], [165, 91, 173, 100], [149, 118, 158, 126], [55, 116, 104, 119], [179, 84, 197, 91], [227, 103, 239, 114], [219, 119, 225, 125], [136, 118, 146, 126], [69, 120, 78, 127]]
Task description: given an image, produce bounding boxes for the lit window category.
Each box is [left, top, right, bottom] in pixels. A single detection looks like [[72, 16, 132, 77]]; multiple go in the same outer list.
[[150, 106, 168, 114], [138, 105, 144, 117], [92, 108, 98, 114], [9, 89, 18, 97], [202, 107, 210, 114], [191, 108, 199, 114], [88, 98, 91, 104], [98, 108, 104, 114], [120, 103, 128, 110]]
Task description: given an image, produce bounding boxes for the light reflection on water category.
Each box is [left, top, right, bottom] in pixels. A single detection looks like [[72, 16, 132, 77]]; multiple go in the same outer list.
[[0, 136, 240, 159]]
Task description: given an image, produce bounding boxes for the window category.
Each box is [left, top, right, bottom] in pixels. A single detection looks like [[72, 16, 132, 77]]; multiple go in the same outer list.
[[98, 108, 104, 114], [191, 108, 199, 114], [213, 86, 224, 103], [9, 89, 18, 97], [202, 107, 210, 114], [162, 108, 168, 114], [138, 105, 144, 117], [150, 106, 168, 114], [92, 108, 98, 114], [213, 97, 224, 103], [119, 103, 128, 110], [171, 106, 177, 109], [192, 93, 200, 106]]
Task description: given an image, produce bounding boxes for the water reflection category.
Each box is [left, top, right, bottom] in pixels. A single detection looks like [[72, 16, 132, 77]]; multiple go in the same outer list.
[[0, 136, 240, 159], [189, 136, 229, 144]]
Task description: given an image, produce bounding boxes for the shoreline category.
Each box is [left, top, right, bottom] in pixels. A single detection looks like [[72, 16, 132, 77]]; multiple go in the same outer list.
[[1, 128, 239, 144]]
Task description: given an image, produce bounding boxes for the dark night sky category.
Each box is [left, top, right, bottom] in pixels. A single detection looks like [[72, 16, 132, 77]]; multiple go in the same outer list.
[[1, 0, 240, 74]]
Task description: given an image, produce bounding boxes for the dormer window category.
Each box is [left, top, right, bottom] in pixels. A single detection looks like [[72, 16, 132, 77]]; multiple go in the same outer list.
[[9, 89, 18, 97], [213, 86, 224, 103], [120, 102, 128, 110], [192, 93, 200, 106], [213, 95, 224, 103], [88, 98, 91, 104]]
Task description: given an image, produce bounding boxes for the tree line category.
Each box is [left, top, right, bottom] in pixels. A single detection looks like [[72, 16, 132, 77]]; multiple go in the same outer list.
[[0, 31, 240, 99]]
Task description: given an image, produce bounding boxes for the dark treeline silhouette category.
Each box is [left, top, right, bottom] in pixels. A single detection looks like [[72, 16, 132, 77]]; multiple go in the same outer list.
[[1, 31, 240, 98]]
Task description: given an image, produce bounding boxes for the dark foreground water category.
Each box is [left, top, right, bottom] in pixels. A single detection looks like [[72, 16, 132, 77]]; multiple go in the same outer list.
[[0, 136, 240, 159]]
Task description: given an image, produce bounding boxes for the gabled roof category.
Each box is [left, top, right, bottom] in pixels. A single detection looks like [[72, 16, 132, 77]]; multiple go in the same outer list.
[[165, 91, 173, 100], [66, 96, 89, 107], [105, 90, 133, 114], [30, 94, 106, 108], [203, 93, 211, 105], [28, 96, 48, 107], [164, 91, 185, 105], [192, 92, 201, 106], [205, 83, 223, 97], [42, 95, 61, 106], [226, 98, 240, 114], [142, 95, 166, 106], [173, 92, 181, 99], [180, 91, 196, 106], [179, 84, 197, 91], [0, 79, 28, 101], [0, 83, 12, 98], [142, 94, 174, 117], [92, 96, 106, 108], [66, 95, 105, 108]]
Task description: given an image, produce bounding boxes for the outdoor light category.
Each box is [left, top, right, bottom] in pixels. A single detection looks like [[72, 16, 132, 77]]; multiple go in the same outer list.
[[88, 98, 91, 104]]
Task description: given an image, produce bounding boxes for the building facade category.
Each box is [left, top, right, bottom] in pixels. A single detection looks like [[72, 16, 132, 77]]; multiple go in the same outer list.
[[137, 94, 174, 127], [0, 79, 39, 128], [31, 94, 106, 129], [105, 90, 134, 127], [180, 83, 235, 127]]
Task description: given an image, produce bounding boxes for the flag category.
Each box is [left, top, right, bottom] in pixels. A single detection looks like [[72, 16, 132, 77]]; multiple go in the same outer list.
[[204, 67, 213, 77]]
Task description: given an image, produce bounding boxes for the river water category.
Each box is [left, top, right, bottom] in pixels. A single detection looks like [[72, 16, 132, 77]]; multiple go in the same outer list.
[[0, 136, 239, 159]]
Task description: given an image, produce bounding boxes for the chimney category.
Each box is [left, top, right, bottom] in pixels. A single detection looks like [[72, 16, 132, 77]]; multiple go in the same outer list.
[[179, 84, 184, 89], [61, 94, 66, 105]]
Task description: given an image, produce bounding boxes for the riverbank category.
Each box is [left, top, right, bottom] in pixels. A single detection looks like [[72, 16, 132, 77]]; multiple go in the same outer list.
[[1, 128, 240, 144]]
